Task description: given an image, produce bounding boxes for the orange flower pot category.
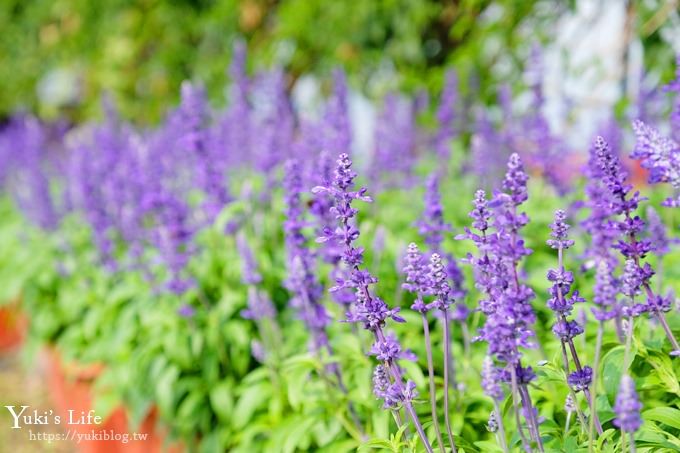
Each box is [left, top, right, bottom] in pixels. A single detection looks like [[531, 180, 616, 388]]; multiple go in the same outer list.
[[43, 348, 183, 452], [0, 300, 27, 352]]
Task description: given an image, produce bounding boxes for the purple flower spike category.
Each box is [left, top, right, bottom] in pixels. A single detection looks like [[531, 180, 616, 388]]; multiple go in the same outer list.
[[630, 120, 680, 206], [595, 135, 680, 352], [646, 207, 670, 255], [435, 69, 459, 159], [613, 375, 642, 433], [402, 243, 431, 305], [552, 320, 584, 341], [236, 233, 262, 285], [283, 159, 332, 353], [314, 153, 433, 451], [370, 332, 407, 362], [241, 287, 276, 321], [547, 210, 575, 250], [177, 304, 196, 318], [417, 174, 450, 250], [481, 356, 504, 401], [592, 260, 619, 322], [502, 153, 529, 205], [428, 253, 453, 311], [417, 173, 466, 300], [567, 366, 593, 392]]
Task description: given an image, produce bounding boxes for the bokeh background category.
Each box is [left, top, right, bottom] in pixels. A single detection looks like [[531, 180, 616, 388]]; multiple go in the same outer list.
[[2, 0, 678, 129]]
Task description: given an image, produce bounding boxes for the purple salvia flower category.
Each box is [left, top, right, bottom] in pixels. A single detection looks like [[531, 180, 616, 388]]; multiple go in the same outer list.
[[402, 243, 431, 301], [417, 174, 450, 249], [151, 191, 195, 294], [592, 260, 620, 322], [468, 111, 509, 187], [370, 94, 416, 188], [236, 232, 262, 285], [219, 39, 251, 168], [401, 241, 448, 451], [435, 69, 459, 159], [313, 153, 433, 452], [417, 173, 466, 299], [481, 356, 504, 401], [566, 366, 593, 392], [582, 138, 620, 271], [241, 287, 276, 320], [547, 210, 575, 250], [428, 253, 452, 311], [456, 189, 501, 314], [428, 250, 459, 450], [646, 206, 670, 256], [323, 68, 352, 157], [552, 320, 584, 341], [595, 136, 680, 353], [665, 54, 680, 141], [6, 116, 58, 230], [178, 81, 230, 222], [630, 119, 680, 206], [373, 365, 406, 410], [177, 304, 196, 318], [460, 154, 543, 449], [613, 375, 642, 433], [546, 210, 601, 437], [253, 69, 294, 177], [283, 159, 331, 353]]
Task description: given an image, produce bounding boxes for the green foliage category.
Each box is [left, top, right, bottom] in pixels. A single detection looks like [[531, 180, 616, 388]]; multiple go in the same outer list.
[[3, 152, 680, 451]]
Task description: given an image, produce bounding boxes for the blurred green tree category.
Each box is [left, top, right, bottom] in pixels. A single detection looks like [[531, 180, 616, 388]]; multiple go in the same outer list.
[[0, 0, 675, 123]]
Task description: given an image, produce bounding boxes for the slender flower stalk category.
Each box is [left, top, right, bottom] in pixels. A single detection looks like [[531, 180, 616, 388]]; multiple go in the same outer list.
[[284, 158, 366, 436], [417, 173, 466, 402], [313, 153, 434, 453], [564, 394, 575, 433], [457, 154, 543, 452], [402, 243, 445, 453], [482, 356, 509, 452], [546, 210, 602, 434], [428, 252, 458, 453]]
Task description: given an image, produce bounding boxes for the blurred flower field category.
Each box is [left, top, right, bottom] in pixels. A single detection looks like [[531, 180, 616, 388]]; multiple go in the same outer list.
[[1, 1, 680, 453]]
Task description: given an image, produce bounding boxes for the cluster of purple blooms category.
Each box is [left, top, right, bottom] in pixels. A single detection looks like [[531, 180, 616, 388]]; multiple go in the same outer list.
[[282, 159, 331, 353], [313, 153, 435, 453], [458, 153, 544, 451], [631, 56, 680, 206], [401, 243, 458, 452], [592, 136, 680, 353]]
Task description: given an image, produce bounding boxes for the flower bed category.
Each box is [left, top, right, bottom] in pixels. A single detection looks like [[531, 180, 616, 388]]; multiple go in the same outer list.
[[0, 47, 679, 452]]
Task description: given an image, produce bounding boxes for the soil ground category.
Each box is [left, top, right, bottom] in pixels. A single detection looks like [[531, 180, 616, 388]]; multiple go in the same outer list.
[[0, 351, 74, 452]]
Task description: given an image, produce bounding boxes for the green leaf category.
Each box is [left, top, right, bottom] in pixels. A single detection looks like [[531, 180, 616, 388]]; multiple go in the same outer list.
[[209, 381, 234, 423], [601, 346, 625, 404], [643, 407, 680, 430], [155, 364, 180, 414], [645, 351, 680, 395], [360, 438, 394, 451], [282, 417, 315, 453], [233, 382, 271, 430], [473, 440, 504, 452]]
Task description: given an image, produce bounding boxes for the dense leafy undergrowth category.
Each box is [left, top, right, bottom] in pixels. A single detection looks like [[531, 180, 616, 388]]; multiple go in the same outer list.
[[1, 49, 680, 453]]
